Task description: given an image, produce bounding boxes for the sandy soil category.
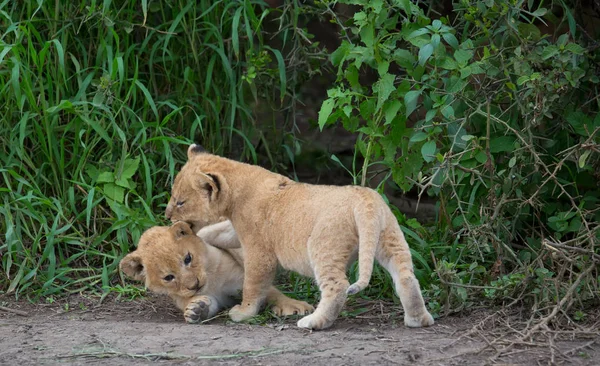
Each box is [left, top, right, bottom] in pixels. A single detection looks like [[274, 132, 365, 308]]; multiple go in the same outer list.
[[0, 294, 597, 366]]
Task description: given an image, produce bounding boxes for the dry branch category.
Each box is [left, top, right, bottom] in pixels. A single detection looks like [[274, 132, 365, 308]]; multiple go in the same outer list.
[[0, 306, 28, 317]]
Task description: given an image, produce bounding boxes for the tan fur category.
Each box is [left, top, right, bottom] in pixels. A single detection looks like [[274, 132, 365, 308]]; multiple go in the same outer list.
[[164, 144, 434, 330], [119, 221, 313, 323]]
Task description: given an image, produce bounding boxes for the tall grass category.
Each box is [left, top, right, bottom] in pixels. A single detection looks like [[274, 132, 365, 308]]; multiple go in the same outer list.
[[0, 0, 301, 297]]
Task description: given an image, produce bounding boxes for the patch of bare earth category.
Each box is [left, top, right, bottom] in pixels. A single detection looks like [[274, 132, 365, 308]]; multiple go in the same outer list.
[[0, 294, 597, 365]]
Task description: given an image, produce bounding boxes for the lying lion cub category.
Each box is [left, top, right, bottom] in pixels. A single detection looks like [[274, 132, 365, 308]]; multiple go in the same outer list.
[[120, 221, 314, 323], [164, 144, 434, 330]]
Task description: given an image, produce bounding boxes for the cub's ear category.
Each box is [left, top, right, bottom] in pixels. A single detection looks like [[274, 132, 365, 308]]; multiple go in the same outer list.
[[120, 253, 145, 281], [198, 172, 221, 202], [171, 221, 194, 239], [187, 144, 206, 159]]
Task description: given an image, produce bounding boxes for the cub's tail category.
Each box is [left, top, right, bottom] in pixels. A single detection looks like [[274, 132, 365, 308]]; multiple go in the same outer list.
[[346, 202, 382, 295]]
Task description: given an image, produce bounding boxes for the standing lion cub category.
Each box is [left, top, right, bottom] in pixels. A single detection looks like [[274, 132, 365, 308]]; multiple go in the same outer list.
[[120, 221, 313, 323], [165, 144, 434, 330]]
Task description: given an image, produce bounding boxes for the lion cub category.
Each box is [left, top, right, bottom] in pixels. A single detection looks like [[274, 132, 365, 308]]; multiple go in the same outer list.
[[120, 221, 313, 323], [164, 144, 435, 330]]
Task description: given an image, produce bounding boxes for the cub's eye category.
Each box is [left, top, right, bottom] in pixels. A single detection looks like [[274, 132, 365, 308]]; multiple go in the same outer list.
[[176, 201, 185, 207], [163, 275, 175, 282], [184, 253, 192, 265]]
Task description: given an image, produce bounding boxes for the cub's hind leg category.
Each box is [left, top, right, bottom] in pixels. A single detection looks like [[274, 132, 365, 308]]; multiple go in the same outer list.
[[377, 224, 434, 328], [297, 237, 354, 330], [266, 287, 314, 316]]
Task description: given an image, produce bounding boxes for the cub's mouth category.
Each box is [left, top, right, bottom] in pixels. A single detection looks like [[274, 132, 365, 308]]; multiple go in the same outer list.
[[186, 221, 206, 235], [188, 278, 204, 294]]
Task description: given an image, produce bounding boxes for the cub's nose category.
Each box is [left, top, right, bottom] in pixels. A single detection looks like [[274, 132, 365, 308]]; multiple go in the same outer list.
[[165, 206, 172, 220]]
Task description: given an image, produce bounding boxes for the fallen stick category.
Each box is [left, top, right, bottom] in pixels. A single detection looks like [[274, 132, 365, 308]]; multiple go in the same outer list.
[[0, 305, 28, 317]]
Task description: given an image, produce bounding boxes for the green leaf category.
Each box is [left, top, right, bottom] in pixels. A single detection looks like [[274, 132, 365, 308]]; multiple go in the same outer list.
[[141, 0, 148, 24], [404, 90, 421, 117], [418, 43, 434, 66], [517, 23, 541, 40], [384, 100, 402, 125], [46, 100, 73, 114], [439, 56, 458, 70], [318, 98, 336, 131], [120, 157, 140, 179], [509, 156, 517, 168], [557, 34, 569, 47], [442, 32, 459, 49], [231, 7, 243, 59], [454, 49, 473, 66], [396, 0, 414, 13], [346, 66, 360, 88], [134, 80, 158, 121], [360, 22, 375, 48], [541, 45, 559, 60], [490, 136, 516, 153], [104, 183, 125, 203], [440, 105, 455, 120], [115, 176, 131, 188], [92, 91, 105, 106], [564, 8, 576, 36], [475, 150, 488, 163], [566, 111, 592, 136], [431, 34, 440, 49], [565, 43, 585, 55], [393, 49, 416, 69], [421, 140, 437, 162], [331, 41, 351, 66], [377, 61, 390, 77], [579, 150, 591, 168], [425, 109, 437, 122], [532, 8, 547, 17], [343, 105, 353, 117], [97, 172, 114, 183], [410, 131, 428, 143], [406, 28, 430, 41], [516, 75, 530, 86], [376, 73, 396, 111], [266, 47, 287, 103]]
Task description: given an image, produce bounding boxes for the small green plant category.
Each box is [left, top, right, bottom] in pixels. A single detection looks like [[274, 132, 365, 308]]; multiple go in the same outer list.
[[88, 157, 140, 207], [108, 285, 147, 301]]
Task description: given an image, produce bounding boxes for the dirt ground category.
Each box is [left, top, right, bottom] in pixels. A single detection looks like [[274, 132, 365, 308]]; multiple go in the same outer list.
[[0, 294, 598, 366]]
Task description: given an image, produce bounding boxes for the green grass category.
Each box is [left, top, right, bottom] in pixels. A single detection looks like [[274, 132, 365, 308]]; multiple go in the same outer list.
[[0, 0, 310, 298]]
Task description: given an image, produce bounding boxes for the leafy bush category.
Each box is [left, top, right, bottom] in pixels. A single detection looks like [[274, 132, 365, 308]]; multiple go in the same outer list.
[[319, 0, 599, 314]]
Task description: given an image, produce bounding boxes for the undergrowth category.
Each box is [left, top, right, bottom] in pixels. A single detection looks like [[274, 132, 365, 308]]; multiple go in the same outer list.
[[0, 0, 320, 298], [318, 0, 599, 323]]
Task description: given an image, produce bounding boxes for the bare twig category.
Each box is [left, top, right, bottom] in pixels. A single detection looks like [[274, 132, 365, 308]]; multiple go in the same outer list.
[[0, 306, 28, 317], [543, 239, 600, 262]]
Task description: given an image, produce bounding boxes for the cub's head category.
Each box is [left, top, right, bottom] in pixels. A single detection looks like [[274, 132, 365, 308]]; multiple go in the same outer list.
[[165, 144, 226, 231], [119, 222, 209, 298]]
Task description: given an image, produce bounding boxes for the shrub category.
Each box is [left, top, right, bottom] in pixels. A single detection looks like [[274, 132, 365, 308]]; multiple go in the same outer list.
[[319, 0, 599, 313]]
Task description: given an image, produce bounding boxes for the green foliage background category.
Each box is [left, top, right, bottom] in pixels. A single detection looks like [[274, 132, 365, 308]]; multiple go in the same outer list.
[[0, 0, 314, 297], [318, 0, 599, 316], [1, 0, 599, 320]]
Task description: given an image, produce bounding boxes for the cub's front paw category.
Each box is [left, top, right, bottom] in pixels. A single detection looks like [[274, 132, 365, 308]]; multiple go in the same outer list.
[[272, 298, 314, 317], [228, 304, 256, 322], [404, 311, 435, 328], [297, 313, 333, 330], [184, 297, 211, 324]]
